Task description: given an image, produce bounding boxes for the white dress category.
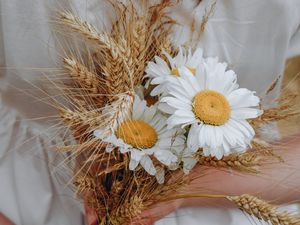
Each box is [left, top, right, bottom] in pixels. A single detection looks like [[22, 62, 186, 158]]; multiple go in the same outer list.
[[0, 0, 300, 225]]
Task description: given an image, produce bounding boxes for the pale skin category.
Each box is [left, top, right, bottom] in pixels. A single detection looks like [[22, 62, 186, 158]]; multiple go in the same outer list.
[[83, 134, 300, 225], [0, 213, 15, 225]]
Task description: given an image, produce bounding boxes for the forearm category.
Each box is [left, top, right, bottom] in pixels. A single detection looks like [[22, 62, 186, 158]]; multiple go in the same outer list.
[[91, 136, 300, 225], [181, 134, 300, 208]]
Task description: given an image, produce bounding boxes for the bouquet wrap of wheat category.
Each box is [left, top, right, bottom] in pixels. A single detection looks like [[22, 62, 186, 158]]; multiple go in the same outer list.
[[42, 1, 300, 224]]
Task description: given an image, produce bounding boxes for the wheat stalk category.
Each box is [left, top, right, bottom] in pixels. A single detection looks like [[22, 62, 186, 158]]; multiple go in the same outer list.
[[63, 58, 102, 94], [74, 175, 96, 194], [114, 196, 145, 224], [60, 12, 135, 97], [59, 108, 103, 132], [197, 152, 262, 174], [130, 19, 148, 85], [227, 194, 300, 225], [60, 12, 124, 55], [60, 12, 104, 45], [101, 93, 134, 134], [103, 36, 134, 96]]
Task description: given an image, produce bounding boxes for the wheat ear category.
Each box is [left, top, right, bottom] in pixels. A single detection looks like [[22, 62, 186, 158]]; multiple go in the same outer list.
[[60, 12, 119, 52], [227, 194, 300, 225], [60, 12, 103, 44], [101, 93, 134, 134], [63, 58, 102, 94], [59, 108, 102, 131], [114, 196, 145, 224], [197, 152, 262, 174]]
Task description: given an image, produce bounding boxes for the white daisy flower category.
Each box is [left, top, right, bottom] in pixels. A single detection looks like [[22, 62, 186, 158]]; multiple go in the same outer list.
[[94, 95, 185, 182], [145, 47, 204, 96], [161, 61, 263, 159]]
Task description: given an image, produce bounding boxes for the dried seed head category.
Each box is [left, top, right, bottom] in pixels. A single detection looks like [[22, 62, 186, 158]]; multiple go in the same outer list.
[[197, 152, 262, 174], [228, 194, 300, 225]]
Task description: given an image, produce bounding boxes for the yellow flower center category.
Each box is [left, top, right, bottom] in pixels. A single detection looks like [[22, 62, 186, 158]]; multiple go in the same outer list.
[[171, 67, 196, 77], [192, 90, 231, 126], [115, 120, 158, 149]]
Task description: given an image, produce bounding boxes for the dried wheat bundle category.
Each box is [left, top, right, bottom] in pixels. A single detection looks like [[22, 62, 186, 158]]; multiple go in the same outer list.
[[46, 1, 300, 224]]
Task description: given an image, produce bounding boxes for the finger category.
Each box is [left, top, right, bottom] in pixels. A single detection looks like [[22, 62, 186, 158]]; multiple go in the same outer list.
[[0, 213, 15, 225], [83, 191, 99, 225], [84, 202, 98, 225], [130, 200, 182, 225]]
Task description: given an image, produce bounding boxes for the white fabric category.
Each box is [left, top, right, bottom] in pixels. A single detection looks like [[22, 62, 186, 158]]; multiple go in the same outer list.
[[0, 0, 300, 225]]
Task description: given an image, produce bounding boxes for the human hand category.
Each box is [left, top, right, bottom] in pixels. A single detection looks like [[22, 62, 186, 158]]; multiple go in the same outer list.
[[129, 199, 183, 225], [84, 171, 186, 225], [0, 213, 15, 225], [84, 201, 98, 225], [84, 199, 183, 225]]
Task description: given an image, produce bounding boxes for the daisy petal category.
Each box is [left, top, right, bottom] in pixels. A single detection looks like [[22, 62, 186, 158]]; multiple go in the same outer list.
[[187, 124, 200, 152], [154, 150, 177, 166], [228, 88, 260, 108], [231, 108, 263, 119], [129, 159, 140, 170], [140, 155, 157, 175]]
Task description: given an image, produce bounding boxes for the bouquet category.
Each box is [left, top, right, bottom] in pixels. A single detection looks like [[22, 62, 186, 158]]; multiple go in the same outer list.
[[47, 1, 300, 224]]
